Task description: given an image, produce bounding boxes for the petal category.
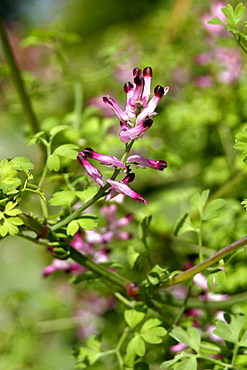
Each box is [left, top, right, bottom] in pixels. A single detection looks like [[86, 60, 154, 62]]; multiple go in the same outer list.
[[83, 148, 126, 168], [106, 179, 148, 204], [127, 154, 167, 171], [77, 153, 104, 187]]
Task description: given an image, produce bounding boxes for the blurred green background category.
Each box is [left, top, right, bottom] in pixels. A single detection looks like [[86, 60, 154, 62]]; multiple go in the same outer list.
[[1, 0, 247, 369]]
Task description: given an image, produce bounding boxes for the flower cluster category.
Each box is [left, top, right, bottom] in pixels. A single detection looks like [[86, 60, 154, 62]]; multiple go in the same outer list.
[[77, 67, 168, 204]]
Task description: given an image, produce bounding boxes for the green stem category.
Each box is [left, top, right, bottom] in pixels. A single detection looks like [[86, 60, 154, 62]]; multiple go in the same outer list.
[[50, 184, 109, 231], [0, 18, 40, 134], [69, 246, 131, 290], [198, 219, 203, 263], [115, 327, 130, 369], [153, 290, 247, 310], [231, 342, 239, 368], [161, 235, 247, 288], [173, 282, 192, 325]]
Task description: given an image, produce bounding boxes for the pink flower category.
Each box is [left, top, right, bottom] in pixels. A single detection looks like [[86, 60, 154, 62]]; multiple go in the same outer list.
[[136, 85, 169, 125], [127, 154, 167, 171], [77, 152, 104, 187], [119, 117, 153, 143], [106, 178, 148, 204], [83, 147, 126, 168], [103, 67, 169, 143], [102, 96, 130, 123]]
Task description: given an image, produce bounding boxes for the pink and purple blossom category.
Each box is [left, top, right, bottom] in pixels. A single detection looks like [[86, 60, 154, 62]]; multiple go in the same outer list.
[[77, 152, 104, 187], [127, 154, 167, 171], [83, 147, 126, 168], [106, 178, 148, 204]]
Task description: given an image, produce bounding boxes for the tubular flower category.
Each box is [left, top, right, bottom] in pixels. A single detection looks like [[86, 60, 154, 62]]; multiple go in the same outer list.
[[127, 154, 168, 171], [120, 117, 153, 144], [102, 66, 169, 143], [106, 178, 148, 204], [83, 147, 126, 168], [77, 152, 104, 187]]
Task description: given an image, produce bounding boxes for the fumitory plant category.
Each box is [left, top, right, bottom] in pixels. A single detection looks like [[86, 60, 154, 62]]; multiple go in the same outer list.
[[2, 2, 247, 369]]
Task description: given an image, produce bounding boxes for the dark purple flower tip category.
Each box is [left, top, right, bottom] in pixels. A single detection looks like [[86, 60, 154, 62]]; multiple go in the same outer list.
[[143, 118, 153, 128], [133, 67, 142, 78], [102, 96, 112, 105], [143, 67, 153, 77], [157, 160, 168, 170], [83, 147, 94, 157], [122, 172, 135, 184], [154, 85, 165, 98], [124, 82, 134, 93], [134, 75, 143, 86]]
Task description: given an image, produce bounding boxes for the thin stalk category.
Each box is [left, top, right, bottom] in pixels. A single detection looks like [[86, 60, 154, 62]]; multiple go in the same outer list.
[[114, 327, 130, 369], [161, 235, 247, 288], [198, 219, 203, 263], [0, 19, 40, 134], [173, 282, 192, 326], [69, 246, 131, 290], [153, 290, 247, 310], [231, 342, 239, 368]]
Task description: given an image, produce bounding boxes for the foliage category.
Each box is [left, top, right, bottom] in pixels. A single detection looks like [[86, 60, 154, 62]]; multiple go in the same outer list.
[[1, 1, 247, 370]]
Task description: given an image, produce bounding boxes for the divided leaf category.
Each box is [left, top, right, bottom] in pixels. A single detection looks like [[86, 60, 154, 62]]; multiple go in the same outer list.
[[213, 314, 245, 343], [140, 318, 167, 344], [124, 308, 146, 329], [170, 327, 201, 353]]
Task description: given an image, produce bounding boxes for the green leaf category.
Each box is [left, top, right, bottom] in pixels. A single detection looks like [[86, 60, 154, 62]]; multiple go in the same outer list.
[[4, 202, 21, 216], [190, 189, 209, 218], [126, 335, 146, 357], [50, 125, 71, 139], [146, 265, 169, 286], [173, 212, 189, 236], [138, 215, 152, 240], [202, 198, 226, 221], [160, 353, 184, 368], [140, 318, 167, 344], [87, 336, 101, 351], [47, 154, 60, 171], [76, 346, 102, 367], [67, 220, 79, 236], [175, 357, 197, 370], [235, 3, 246, 24], [170, 327, 201, 353], [213, 314, 245, 343], [75, 187, 98, 203], [54, 144, 79, 159], [49, 190, 75, 207], [26, 131, 47, 146], [127, 245, 141, 269], [174, 214, 197, 236], [11, 157, 34, 172], [207, 269, 226, 290], [0, 218, 22, 236], [207, 17, 226, 26], [0, 159, 21, 194], [124, 309, 146, 329], [77, 215, 98, 230], [239, 330, 247, 347]]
